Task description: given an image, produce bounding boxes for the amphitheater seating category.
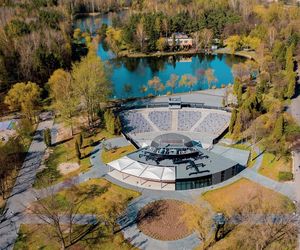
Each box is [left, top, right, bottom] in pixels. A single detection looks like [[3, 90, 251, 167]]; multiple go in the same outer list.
[[120, 111, 153, 134], [178, 111, 202, 131], [195, 113, 230, 134], [148, 111, 172, 131]]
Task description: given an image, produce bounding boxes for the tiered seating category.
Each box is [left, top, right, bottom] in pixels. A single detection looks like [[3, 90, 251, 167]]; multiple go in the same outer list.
[[195, 113, 230, 134], [148, 111, 172, 131], [178, 111, 202, 131], [120, 111, 153, 134]]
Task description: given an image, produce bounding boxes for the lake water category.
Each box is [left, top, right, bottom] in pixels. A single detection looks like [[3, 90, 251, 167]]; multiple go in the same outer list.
[[74, 14, 245, 99]]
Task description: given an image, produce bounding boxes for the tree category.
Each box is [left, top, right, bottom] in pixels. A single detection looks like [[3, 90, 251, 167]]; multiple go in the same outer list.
[[233, 112, 242, 138], [229, 109, 237, 134], [72, 46, 112, 128], [136, 20, 146, 51], [204, 68, 218, 89], [156, 37, 167, 51], [179, 74, 197, 92], [183, 203, 214, 250], [0, 137, 24, 200], [48, 69, 78, 136], [201, 29, 214, 50], [285, 45, 296, 99], [105, 27, 123, 54], [16, 118, 35, 144], [139, 85, 148, 97], [166, 74, 179, 94], [148, 76, 164, 95], [75, 140, 81, 160], [232, 63, 251, 83], [115, 116, 122, 135], [104, 109, 119, 135], [5, 82, 41, 121], [43, 128, 52, 147], [273, 115, 284, 142], [226, 191, 298, 250], [30, 185, 100, 249], [224, 35, 241, 52], [76, 133, 83, 149], [237, 84, 243, 107]]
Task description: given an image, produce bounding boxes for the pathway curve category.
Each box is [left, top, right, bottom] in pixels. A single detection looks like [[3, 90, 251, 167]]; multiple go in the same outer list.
[[16, 135, 296, 250], [0, 114, 54, 250]]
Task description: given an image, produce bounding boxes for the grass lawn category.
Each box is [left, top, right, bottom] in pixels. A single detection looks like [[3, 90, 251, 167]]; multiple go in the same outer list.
[[102, 145, 136, 164], [14, 223, 136, 250], [34, 130, 115, 188], [259, 153, 292, 181], [17, 178, 140, 249], [202, 178, 294, 215], [36, 178, 140, 215]]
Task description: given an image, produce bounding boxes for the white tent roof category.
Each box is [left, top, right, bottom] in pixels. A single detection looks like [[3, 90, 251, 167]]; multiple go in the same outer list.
[[108, 156, 135, 171], [108, 160, 123, 171], [161, 167, 175, 181], [140, 165, 164, 180], [122, 161, 145, 176], [108, 156, 176, 181]]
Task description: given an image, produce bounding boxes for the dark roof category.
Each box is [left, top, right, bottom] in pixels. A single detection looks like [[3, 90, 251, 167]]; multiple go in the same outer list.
[[151, 133, 193, 148]]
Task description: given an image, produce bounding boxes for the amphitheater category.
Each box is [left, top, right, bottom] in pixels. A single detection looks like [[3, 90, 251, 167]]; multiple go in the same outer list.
[[107, 101, 249, 191], [120, 107, 231, 147]]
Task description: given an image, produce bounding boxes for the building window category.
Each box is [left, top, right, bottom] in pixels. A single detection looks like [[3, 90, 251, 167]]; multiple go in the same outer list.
[[221, 171, 225, 182]]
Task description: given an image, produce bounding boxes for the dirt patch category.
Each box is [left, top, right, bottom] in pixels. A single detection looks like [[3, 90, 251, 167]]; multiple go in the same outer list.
[[58, 162, 80, 175], [137, 199, 193, 241]]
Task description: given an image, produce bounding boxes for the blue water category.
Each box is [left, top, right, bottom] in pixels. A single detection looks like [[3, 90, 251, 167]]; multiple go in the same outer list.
[[74, 14, 245, 99]]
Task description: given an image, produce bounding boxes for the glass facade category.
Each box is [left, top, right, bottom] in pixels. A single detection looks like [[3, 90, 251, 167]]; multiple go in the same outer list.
[[175, 175, 212, 190]]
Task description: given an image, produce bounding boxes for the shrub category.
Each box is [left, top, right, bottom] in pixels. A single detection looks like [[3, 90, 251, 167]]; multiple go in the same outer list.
[[278, 171, 293, 181]]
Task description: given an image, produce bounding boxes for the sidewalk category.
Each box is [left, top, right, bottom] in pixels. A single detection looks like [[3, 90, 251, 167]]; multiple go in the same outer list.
[[0, 115, 54, 250]]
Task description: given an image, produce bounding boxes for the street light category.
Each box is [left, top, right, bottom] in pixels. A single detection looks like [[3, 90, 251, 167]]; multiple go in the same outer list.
[[213, 212, 226, 241]]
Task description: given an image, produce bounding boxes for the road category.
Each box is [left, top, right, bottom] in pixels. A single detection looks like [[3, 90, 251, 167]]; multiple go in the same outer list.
[[0, 115, 53, 250], [289, 66, 300, 249]]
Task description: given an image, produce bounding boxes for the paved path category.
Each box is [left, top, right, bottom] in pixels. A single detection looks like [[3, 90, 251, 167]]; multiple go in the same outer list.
[[7, 134, 296, 250], [288, 66, 300, 249], [0, 115, 54, 250]]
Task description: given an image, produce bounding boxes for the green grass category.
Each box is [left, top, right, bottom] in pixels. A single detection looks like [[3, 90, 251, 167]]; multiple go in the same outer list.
[[16, 179, 140, 249], [35, 178, 140, 215], [102, 145, 136, 164], [34, 130, 115, 188], [15, 223, 136, 250], [259, 152, 292, 181]]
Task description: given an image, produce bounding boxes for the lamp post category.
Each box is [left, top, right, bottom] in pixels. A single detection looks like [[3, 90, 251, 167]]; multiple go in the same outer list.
[[213, 212, 226, 241]]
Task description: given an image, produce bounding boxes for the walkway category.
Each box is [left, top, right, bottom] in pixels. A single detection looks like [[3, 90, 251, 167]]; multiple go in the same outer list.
[[0, 114, 54, 250], [3, 131, 297, 249]]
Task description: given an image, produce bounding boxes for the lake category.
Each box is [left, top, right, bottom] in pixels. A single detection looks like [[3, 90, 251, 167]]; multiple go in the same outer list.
[[74, 13, 245, 99]]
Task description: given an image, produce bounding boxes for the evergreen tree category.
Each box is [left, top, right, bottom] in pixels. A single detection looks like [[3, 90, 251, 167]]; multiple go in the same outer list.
[[229, 109, 237, 134], [273, 115, 284, 142], [233, 79, 240, 95], [77, 133, 83, 149], [115, 116, 122, 135], [237, 84, 243, 107], [75, 140, 81, 160], [233, 112, 242, 138], [285, 45, 296, 99], [43, 128, 51, 147]]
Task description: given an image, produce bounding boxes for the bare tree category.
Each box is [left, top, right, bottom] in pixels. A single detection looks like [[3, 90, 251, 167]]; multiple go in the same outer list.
[[30, 185, 100, 249]]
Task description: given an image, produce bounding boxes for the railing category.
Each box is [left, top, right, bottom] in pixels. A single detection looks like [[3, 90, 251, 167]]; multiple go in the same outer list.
[[115, 101, 230, 112]]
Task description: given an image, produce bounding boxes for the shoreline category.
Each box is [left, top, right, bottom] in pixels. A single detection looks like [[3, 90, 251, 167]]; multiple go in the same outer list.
[[114, 48, 256, 61]]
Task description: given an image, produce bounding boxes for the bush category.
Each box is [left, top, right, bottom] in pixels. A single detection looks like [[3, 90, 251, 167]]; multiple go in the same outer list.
[[278, 171, 293, 181]]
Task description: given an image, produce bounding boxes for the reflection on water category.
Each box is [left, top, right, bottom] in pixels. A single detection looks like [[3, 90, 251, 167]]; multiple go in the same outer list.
[[74, 14, 245, 99]]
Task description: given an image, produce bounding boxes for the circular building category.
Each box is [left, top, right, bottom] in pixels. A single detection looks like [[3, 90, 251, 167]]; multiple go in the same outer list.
[[107, 133, 243, 190]]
